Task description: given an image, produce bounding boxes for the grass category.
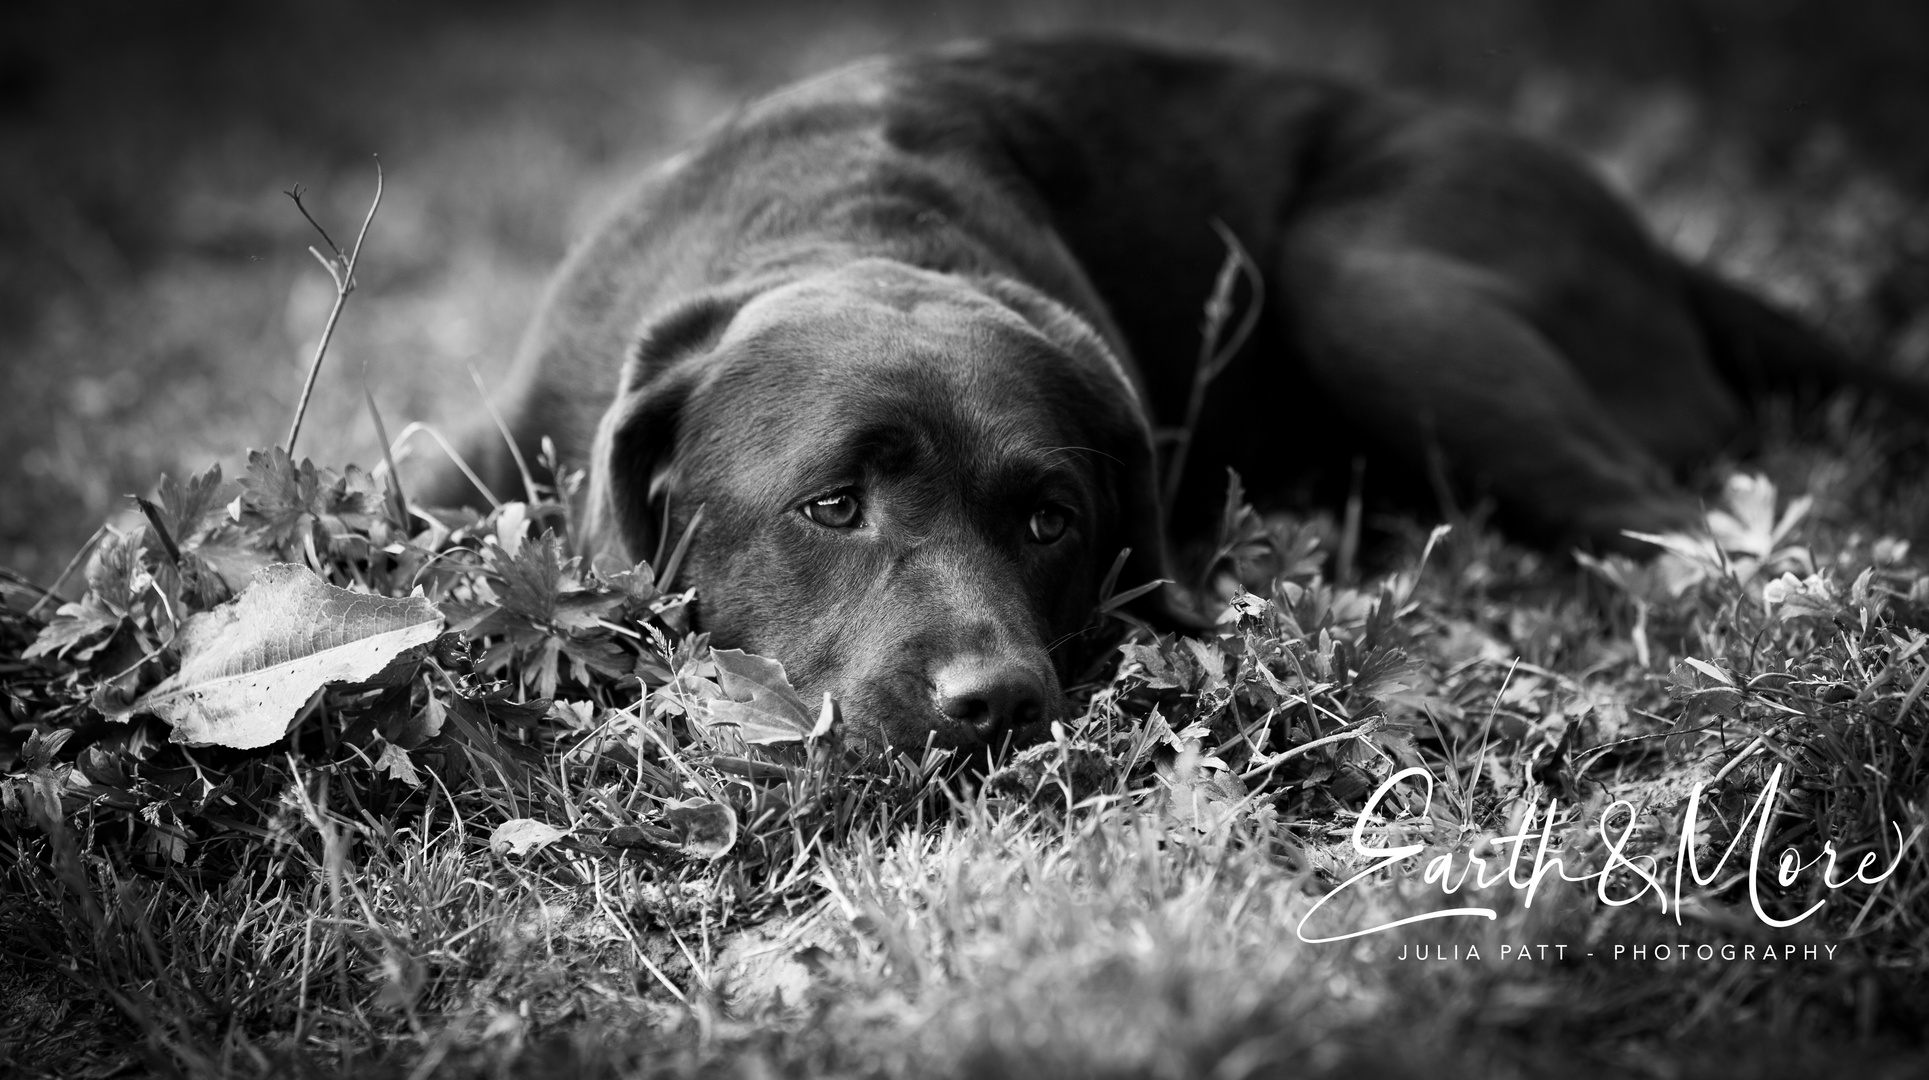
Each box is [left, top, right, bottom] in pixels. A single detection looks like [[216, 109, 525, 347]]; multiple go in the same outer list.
[[6, 3, 1929, 1077], [5, 413, 1928, 1078]]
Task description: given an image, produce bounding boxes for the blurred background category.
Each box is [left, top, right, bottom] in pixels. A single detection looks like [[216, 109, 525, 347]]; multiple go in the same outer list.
[[2, 0, 1927, 582]]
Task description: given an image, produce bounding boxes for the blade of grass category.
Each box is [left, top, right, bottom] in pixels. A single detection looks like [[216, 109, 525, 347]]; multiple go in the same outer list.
[[468, 364, 538, 506], [363, 374, 410, 528], [391, 421, 501, 509]]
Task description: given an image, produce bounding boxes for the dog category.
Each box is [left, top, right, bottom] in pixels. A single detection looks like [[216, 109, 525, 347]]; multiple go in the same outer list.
[[431, 37, 1923, 754]]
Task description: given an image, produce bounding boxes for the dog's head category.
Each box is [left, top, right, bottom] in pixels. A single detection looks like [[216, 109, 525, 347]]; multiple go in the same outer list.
[[586, 259, 1183, 753]]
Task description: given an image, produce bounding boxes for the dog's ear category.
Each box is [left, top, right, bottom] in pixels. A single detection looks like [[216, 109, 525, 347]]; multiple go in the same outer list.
[[583, 291, 745, 563], [979, 275, 1209, 633]]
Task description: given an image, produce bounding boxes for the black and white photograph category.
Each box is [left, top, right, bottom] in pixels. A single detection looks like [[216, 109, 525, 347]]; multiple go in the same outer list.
[[3, 1, 1927, 1076]]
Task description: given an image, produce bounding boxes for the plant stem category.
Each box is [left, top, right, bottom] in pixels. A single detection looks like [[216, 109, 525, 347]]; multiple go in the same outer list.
[[286, 159, 384, 458]]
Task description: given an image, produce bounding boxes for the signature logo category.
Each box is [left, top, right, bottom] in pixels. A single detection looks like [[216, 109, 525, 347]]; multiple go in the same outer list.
[[1297, 763, 1921, 944]]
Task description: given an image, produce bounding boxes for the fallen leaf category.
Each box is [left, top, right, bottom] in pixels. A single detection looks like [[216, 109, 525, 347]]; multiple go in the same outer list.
[[130, 564, 443, 748], [705, 649, 815, 745], [489, 818, 570, 856], [374, 740, 422, 787], [661, 798, 738, 859]]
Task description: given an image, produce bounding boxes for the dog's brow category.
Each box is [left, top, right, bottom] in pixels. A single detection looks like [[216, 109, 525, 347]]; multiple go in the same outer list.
[[1009, 450, 1085, 488], [1041, 444, 1120, 469], [980, 447, 1098, 511], [996, 446, 1108, 504], [779, 421, 931, 496]]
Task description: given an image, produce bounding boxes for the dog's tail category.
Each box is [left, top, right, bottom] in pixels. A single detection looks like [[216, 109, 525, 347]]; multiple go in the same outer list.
[[1684, 264, 1929, 419]]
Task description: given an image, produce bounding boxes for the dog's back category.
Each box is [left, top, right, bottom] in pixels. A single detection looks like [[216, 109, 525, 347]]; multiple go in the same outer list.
[[420, 36, 1929, 751], [440, 36, 1905, 546]]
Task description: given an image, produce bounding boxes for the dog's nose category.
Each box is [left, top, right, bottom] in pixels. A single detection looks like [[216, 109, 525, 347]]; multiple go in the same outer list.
[[933, 657, 1049, 741]]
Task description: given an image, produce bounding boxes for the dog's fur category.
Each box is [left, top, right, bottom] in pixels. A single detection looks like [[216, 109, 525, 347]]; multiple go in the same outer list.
[[433, 38, 1922, 753]]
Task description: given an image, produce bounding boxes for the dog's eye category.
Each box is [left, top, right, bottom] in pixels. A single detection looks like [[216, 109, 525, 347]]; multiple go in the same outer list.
[[1028, 506, 1068, 544], [803, 491, 862, 529]]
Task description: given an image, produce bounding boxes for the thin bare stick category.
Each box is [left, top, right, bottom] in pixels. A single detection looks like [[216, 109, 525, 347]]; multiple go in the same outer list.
[[0, 569, 59, 608], [468, 365, 538, 504], [284, 158, 384, 457], [284, 182, 343, 262], [1240, 717, 1382, 782], [27, 524, 106, 618], [1162, 221, 1262, 517]]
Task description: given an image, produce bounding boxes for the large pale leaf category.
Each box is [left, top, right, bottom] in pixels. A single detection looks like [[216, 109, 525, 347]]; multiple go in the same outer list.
[[133, 563, 443, 748]]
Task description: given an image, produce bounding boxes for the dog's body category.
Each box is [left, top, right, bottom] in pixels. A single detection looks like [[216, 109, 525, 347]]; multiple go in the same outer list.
[[438, 38, 1914, 752]]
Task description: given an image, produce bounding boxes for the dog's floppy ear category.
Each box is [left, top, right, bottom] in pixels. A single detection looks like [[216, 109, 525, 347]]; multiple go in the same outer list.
[[979, 275, 1209, 633], [583, 291, 745, 562]]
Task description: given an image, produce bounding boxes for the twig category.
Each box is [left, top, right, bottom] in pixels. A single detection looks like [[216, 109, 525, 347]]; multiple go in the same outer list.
[[0, 568, 58, 605], [284, 158, 384, 457], [1706, 734, 1770, 789], [284, 182, 342, 262], [1574, 721, 1728, 779], [1162, 220, 1262, 517], [1240, 715, 1383, 782], [27, 524, 106, 618]]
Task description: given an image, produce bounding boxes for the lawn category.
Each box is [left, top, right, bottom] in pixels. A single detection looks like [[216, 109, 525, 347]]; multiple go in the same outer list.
[[4, 2, 1929, 1077]]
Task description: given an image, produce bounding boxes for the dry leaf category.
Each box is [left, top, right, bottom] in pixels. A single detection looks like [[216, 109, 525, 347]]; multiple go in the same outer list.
[[374, 740, 423, 787], [705, 648, 816, 745], [489, 818, 570, 856], [131, 563, 442, 748], [661, 798, 738, 859]]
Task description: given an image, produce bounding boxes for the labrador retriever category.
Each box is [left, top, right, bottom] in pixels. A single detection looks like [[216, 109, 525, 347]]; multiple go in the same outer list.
[[431, 37, 1923, 754]]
